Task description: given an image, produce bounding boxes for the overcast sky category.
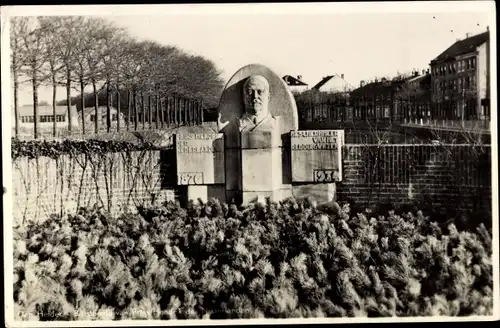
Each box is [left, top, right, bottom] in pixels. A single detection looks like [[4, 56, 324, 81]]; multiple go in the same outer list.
[[3, 2, 495, 106]]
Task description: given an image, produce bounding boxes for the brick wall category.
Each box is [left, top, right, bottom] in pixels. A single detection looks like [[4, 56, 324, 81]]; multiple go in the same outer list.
[[12, 149, 179, 224], [12, 144, 492, 223], [337, 144, 492, 211]]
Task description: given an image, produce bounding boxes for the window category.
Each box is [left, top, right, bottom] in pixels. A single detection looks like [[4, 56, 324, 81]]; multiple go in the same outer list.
[[57, 115, 65, 122], [21, 116, 34, 123], [112, 114, 118, 121], [90, 114, 96, 122], [471, 57, 476, 69]]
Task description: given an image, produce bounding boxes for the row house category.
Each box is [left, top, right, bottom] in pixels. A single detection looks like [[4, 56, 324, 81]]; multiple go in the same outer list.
[[429, 29, 490, 120], [349, 69, 431, 123], [296, 73, 354, 123], [394, 71, 432, 122]]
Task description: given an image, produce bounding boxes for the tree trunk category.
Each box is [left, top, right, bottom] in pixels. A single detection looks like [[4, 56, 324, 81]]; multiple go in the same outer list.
[[141, 91, 145, 130], [134, 89, 139, 131], [12, 42, 20, 138], [32, 72, 39, 139], [66, 68, 72, 133], [116, 83, 121, 132], [13, 69, 19, 138], [155, 89, 160, 129], [106, 82, 111, 133], [52, 72, 57, 137], [80, 77, 86, 134], [93, 81, 99, 133], [127, 89, 131, 131]]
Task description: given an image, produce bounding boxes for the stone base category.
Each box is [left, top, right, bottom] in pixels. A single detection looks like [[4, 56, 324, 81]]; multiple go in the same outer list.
[[242, 187, 293, 205], [292, 183, 336, 204], [207, 184, 227, 203], [187, 185, 208, 203], [226, 187, 293, 205], [186, 184, 226, 204]]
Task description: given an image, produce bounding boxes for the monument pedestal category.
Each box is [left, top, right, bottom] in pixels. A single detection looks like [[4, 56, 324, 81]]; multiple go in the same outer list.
[[240, 130, 285, 205]]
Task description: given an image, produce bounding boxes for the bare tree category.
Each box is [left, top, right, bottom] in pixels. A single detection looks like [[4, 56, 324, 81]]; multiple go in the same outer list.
[[47, 16, 87, 133], [38, 17, 65, 137], [16, 17, 51, 138], [9, 17, 28, 138], [97, 22, 127, 132]]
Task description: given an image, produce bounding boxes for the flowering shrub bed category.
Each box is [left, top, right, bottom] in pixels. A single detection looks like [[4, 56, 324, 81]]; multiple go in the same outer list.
[[13, 198, 493, 320]]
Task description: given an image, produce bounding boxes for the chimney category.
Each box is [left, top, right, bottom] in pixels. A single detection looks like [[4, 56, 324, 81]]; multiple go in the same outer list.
[[422, 69, 425, 75], [360, 80, 365, 87], [487, 26, 489, 31], [341, 73, 344, 79], [297, 75, 302, 81], [466, 33, 470, 38]]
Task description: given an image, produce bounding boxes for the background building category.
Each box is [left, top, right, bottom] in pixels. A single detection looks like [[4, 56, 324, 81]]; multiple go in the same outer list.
[[429, 29, 490, 120], [80, 106, 126, 129], [283, 75, 309, 93], [13, 104, 79, 133], [395, 70, 432, 122], [349, 77, 398, 122], [311, 73, 353, 93]]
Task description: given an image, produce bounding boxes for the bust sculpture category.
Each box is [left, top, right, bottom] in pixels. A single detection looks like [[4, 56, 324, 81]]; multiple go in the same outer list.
[[238, 75, 277, 132]]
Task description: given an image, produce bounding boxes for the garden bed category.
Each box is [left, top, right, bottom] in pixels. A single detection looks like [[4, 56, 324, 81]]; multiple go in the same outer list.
[[13, 198, 493, 320]]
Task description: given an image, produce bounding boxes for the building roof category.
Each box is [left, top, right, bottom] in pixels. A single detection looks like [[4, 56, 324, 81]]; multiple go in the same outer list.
[[15, 105, 76, 116], [350, 79, 395, 97], [431, 31, 489, 64], [80, 106, 119, 117], [407, 73, 431, 83], [282, 75, 308, 86], [312, 74, 353, 91]]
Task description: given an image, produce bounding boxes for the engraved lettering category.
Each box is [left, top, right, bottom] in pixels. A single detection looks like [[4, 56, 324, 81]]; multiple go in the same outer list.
[[178, 172, 204, 185], [313, 169, 339, 182]]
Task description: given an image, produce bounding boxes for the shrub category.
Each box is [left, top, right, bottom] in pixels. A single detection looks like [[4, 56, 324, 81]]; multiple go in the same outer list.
[[13, 198, 493, 320]]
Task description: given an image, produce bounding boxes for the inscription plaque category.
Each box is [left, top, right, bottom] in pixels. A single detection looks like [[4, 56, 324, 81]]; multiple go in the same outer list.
[[176, 133, 225, 185], [290, 130, 343, 182]]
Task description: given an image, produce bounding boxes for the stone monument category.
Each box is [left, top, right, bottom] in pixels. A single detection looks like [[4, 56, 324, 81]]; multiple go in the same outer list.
[[176, 63, 344, 205], [218, 64, 299, 204]]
